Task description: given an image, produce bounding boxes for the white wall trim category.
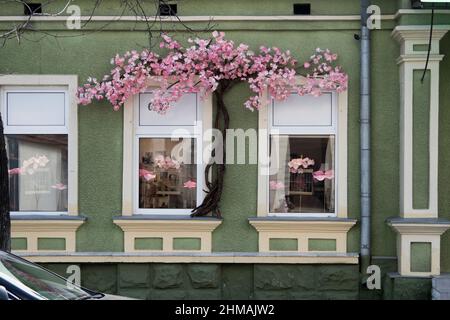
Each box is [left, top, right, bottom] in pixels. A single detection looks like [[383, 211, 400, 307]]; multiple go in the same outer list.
[[0, 15, 396, 22], [0, 75, 78, 216]]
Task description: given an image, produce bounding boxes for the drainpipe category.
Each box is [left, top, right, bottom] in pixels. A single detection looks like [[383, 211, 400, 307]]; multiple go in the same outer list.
[[360, 0, 371, 273]]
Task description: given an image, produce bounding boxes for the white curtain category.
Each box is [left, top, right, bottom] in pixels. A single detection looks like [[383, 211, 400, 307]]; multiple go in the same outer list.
[[18, 141, 62, 211], [270, 136, 290, 213]]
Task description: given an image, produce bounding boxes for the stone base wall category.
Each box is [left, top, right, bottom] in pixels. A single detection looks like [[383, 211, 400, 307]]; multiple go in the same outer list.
[[42, 263, 360, 300], [40, 262, 432, 300]]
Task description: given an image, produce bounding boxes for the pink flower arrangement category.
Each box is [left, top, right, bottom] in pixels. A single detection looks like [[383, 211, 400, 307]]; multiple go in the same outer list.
[[51, 183, 67, 190], [77, 31, 347, 113], [139, 169, 156, 181], [288, 157, 315, 173], [269, 181, 285, 190], [183, 180, 197, 189], [312, 170, 334, 181], [154, 155, 180, 170]]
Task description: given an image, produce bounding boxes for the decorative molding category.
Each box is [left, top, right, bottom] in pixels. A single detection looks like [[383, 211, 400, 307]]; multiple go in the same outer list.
[[387, 219, 450, 277], [392, 26, 449, 56], [249, 218, 356, 253], [0, 15, 395, 23], [113, 217, 222, 252], [17, 252, 359, 264], [11, 218, 85, 253]]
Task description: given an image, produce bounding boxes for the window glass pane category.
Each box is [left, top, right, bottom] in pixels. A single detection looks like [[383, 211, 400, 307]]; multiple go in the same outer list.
[[269, 135, 335, 214], [139, 138, 197, 209], [6, 135, 68, 212]]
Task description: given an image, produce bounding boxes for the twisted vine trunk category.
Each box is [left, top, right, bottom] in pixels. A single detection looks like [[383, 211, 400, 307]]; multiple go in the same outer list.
[[191, 81, 233, 218], [0, 112, 11, 252]]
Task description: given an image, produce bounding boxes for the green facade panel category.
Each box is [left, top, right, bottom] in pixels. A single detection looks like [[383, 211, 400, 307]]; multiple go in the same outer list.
[[269, 238, 298, 251], [173, 238, 202, 251], [410, 242, 432, 273], [11, 238, 27, 251], [308, 239, 337, 251], [413, 70, 430, 210], [134, 238, 163, 251], [37, 238, 66, 251]]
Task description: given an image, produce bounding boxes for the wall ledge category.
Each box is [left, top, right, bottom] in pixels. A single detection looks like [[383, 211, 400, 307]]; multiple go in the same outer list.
[[18, 251, 359, 264]]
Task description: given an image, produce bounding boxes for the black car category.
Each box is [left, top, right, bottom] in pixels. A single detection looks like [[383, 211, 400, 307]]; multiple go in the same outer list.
[[0, 250, 133, 300]]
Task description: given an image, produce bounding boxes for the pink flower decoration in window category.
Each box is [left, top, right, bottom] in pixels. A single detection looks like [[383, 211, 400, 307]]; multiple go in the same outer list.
[[154, 155, 181, 170], [312, 170, 334, 181], [139, 169, 156, 181], [8, 167, 23, 175], [51, 183, 67, 190], [183, 180, 197, 189], [288, 157, 315, 173], [269, 181, 285, 190]]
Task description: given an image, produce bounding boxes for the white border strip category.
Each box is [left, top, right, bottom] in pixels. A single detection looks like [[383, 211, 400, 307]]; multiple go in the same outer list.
[[0, 15, 395, 22]]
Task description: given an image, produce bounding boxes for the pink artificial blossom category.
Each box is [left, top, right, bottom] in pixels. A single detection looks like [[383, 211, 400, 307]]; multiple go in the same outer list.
[[154, 155, 181, 170], [139, 169, 156, 181], [51, 183, 67, 190], [8, 167, 23, 175], [288, 157, 315, 173], [269, 181, 284, 190], [183, 180, 197, 189], [313, 170, 334, 181], [77, 32, 347, 113]]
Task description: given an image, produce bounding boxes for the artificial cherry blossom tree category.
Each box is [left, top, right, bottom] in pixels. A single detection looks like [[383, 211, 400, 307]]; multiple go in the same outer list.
[[78, 31, 348, 217]]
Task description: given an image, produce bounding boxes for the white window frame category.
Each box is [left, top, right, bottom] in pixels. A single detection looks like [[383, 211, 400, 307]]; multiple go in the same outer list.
[[122, 85, 212, 216], [257, 78, 348, 219], [0, 75, 79, 216]]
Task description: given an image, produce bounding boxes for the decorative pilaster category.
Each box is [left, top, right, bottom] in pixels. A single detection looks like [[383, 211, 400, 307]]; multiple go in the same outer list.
[[390, 26, 449, 277]]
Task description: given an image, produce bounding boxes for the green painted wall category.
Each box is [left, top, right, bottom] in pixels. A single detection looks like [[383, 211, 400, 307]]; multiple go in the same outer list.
[[0, 0, 400, 16], [0, 1, 449, 271], [413, 70, 430, 209], [439, 33, 450, 272]]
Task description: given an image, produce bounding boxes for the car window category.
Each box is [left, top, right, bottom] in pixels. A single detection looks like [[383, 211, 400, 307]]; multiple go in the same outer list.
[[0, 252, 91, 300]]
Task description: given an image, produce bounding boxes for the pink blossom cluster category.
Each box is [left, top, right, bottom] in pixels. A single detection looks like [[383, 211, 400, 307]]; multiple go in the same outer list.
[[183, 180, 197, 189], [300, 48, 348, 97], [312, 169, 334, 181], [154, 155, 181, 170], [77, 32, 347, 112], [8, 155, 50, 176], [139, 169, 156, 181], [269, 180, 285, 190], [288, 157, 315, 173]]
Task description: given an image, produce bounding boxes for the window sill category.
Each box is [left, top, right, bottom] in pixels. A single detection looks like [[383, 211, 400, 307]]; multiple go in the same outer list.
[[113, 215, 222, 253], [11, 215, 86, 253], [248, 216, 357, 253]]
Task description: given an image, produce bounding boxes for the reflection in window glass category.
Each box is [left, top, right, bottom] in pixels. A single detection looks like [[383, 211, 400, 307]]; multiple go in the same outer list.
[[6, 135, 68, 212], [269, 135, 335, 214], [139, 138, 197, 209]]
